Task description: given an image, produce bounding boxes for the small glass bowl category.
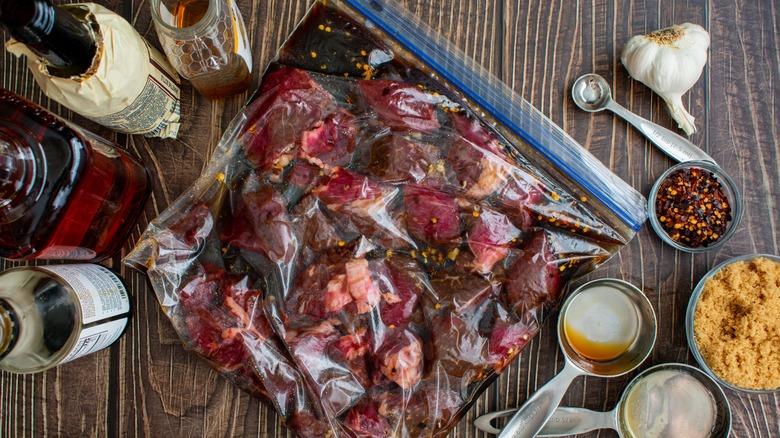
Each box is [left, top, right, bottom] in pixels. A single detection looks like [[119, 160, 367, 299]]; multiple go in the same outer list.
[[685, 254, 780, 394], [648, 161, 743, 253]]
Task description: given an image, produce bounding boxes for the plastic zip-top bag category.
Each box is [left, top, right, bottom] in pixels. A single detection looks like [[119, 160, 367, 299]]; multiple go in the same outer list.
[[126, 0, 647, 436]]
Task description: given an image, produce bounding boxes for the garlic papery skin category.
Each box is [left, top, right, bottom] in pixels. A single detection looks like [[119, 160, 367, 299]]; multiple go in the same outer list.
[[621, 23, 710, 136]]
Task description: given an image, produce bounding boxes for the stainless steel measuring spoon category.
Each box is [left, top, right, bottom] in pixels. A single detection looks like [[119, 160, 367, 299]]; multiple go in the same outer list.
[[475, 363, 731, 438], [571, 73, 715, 164], [485, 279, 657, 438]]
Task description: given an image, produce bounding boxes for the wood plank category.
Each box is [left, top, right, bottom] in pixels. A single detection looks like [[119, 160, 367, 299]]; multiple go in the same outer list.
[[1, 0, 779, 436]]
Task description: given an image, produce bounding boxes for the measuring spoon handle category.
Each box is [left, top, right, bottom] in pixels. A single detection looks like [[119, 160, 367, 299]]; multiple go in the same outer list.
[[475, 406, 618, 436], [537, 406, 618, 436], [605, 100, 716, 164], [497, 362, 582, 438]]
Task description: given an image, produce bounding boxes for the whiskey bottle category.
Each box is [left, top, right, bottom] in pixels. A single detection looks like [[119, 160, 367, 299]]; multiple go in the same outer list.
[[0, 88, 150, 262]]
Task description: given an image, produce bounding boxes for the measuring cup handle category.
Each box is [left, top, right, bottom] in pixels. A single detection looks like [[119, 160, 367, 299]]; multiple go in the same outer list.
[[538, 406, 618, 437], [606, 100, 716, 164], [497, 363, 582, 438], [474, 406, 617, 436]]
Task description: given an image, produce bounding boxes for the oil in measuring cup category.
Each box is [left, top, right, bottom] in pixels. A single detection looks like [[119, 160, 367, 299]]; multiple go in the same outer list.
[[563, 285, 640, 362], [621, 367, 722, 438]]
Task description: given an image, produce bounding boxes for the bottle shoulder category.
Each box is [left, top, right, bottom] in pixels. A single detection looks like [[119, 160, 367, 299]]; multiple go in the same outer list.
[[0, 267, 80, 374]]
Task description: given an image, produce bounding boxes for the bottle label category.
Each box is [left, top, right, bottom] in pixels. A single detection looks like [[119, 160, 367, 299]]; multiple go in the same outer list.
[[35, 246, 98, 261], [37, 264, 130, 363], [59, 318, 127, 365], [87, 41, 181, 138], [6, 4, 182, 139]]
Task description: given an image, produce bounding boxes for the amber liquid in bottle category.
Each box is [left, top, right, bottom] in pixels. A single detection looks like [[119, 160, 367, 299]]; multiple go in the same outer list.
[[167, 0, 252, 99], [0, 90, 150, 261]]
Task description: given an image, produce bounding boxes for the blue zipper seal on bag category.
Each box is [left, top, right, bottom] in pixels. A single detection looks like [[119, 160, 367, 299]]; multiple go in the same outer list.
[[339, 0, 648, 232]]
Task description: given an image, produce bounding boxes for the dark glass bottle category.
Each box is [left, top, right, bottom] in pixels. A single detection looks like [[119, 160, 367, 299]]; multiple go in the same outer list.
[[0, 0, 97, 78], [0, 0, 182, 138], [0, 264, 130, 374], [0, 88, 151, 261]]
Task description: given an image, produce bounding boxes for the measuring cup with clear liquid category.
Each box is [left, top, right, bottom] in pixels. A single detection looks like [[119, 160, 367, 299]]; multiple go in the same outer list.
[[476, 363, 731, 437]]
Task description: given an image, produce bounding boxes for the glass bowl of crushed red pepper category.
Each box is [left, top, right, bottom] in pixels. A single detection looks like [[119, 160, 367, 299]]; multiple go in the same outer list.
[[648, 161, 743, 252]]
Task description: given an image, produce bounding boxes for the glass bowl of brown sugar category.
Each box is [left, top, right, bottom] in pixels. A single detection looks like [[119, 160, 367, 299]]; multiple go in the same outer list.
[[686, 254, 780, 394], [648, 161, 743, 252]]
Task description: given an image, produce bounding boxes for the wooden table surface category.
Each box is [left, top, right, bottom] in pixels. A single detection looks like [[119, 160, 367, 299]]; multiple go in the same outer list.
[[2, 0, 779, 436]]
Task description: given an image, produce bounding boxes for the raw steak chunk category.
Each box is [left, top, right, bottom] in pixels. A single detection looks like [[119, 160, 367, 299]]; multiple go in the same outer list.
[[358, 80, 440, 133], [365, 135, 441, 184], [467, 208, 520, 273], [222, 186, 296, 263], [242, 67, 336, 172], [403, 185, 461, 246], [502, 230, 564, 318], [300, 108, 358, 168]]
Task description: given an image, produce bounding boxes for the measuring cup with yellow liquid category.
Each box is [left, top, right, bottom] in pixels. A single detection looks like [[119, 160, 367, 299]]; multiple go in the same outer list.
[[480, 278, 657, 438], [475, 363, 731, 437]]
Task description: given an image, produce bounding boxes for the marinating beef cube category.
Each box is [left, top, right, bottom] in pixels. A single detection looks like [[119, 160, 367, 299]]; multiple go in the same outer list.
[[374, 255, 425, 328], [286, 161, 324, 193], [364, 134, 442, 184], [329, 328, 371, 388], [314, 168, 412, 248], [291, 195, 345, 253], [467, 207, 521, 273], [430, 315, 490, 380], [403, 185, 461, 247], [286, 320, 367, 416], [487, 306, 537, 373], [502, 230, 564, 318], [221, 186, 296, 263], [344, 399, 392, 437], [358, 80, 440, 133], [300, 108, 358, 168], [427, 271, 496, 317], [243, 67, 336, 172], [374, 328, 424, 390]]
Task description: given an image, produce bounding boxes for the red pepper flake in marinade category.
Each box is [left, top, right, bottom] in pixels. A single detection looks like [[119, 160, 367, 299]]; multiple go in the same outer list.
[[654, 167, 732, 247]]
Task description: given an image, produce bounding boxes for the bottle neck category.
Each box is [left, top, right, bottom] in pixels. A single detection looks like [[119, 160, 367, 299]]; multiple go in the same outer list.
[[0, 299, 18, 360], [0, 0, 98, 77]]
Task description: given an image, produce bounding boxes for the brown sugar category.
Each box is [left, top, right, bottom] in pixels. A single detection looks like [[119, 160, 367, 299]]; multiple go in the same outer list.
[[693, 257, 780, 390]]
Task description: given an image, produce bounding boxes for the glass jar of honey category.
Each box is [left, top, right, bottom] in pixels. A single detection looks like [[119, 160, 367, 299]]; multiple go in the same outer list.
[[150, 0, 253, 99]]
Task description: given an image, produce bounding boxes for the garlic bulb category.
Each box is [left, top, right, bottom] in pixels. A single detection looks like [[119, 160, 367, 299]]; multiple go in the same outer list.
[[621, 23, 710, 135]]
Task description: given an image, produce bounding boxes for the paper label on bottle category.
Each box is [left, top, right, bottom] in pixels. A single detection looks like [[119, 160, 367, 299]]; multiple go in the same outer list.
[[59, 317, 127, 364], [37, 264, 130, 324], [35, 246, 98, 261], [85, 40, 181, 138]]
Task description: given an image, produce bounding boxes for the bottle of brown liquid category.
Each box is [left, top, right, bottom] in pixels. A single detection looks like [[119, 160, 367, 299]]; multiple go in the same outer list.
[[151, 0, 253, 99], [0, 0, 182, 138], [0, 88, 150, 262]]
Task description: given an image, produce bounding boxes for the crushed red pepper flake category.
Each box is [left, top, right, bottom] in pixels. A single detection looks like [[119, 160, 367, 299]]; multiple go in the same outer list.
[[655, 167, 732, 248]]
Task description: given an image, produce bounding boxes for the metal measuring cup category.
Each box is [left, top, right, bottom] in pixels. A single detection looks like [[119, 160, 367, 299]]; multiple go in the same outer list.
[[480, 278, 657, 438], [476, 363, 731, 437]]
